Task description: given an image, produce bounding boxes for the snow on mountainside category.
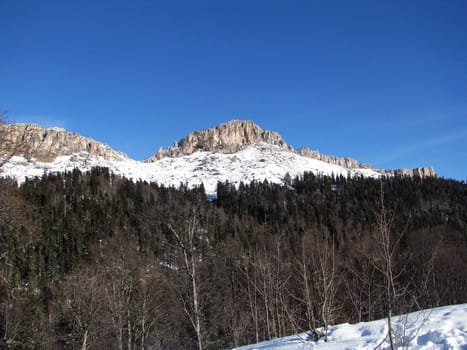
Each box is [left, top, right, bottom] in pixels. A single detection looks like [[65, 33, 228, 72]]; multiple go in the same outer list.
[[233, 304, 467, 350], [0, 120, 436, 194], [0, 143, 381, 195]]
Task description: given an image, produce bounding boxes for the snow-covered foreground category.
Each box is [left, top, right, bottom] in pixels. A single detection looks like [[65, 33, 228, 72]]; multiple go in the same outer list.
[[0, 143, 380, 195], [233, 304, 467, 350]]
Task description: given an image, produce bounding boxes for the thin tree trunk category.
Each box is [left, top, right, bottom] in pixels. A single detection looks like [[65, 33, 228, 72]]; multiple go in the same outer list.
[[168, 217, 204, 350], [3, 302, 8, 344], [141, 295, 146, 350], [81, 329, 88, 350], [192, 257, 203, 350], [388, 308, 396, 350], [245, 267, 259, 343], [128, 316, 132, 350]]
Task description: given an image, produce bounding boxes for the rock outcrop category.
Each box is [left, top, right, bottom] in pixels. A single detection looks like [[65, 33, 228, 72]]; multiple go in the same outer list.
[[146, 120, 291, 161], [1, 120, 436, 179], [296, 147, 435, 178], [384, 167, 437, 178], [297, 147, 373, 169], [145, 119, 436, 178], [148, 119, 373, 170], [0, 123, 127, 162]]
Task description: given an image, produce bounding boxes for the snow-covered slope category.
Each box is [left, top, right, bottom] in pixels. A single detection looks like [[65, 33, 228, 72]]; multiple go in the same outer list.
[[233, 304, 467, 350], [0, 143, 380, 195]]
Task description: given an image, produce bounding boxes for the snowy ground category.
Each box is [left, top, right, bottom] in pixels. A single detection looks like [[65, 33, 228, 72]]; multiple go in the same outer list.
[[0, 143, 380, 195], [233, 304, 467, 350]]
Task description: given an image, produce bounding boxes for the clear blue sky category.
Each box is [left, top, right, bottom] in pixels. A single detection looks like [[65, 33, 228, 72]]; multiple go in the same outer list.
[[1, 0, 466, 180]]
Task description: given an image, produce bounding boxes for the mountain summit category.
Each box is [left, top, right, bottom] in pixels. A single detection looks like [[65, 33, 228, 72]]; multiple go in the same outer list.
[[145, 120, 435, 178], [146, 120, 290, 161], [0, 120, 436, 194], [0, 123, 127, 163]]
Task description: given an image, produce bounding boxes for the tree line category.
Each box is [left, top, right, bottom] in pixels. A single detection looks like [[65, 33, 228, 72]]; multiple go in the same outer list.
[[0, 168, 466, 349]]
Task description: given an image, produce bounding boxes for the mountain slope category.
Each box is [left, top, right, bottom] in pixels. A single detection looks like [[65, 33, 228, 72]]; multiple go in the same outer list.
[[0, 143, 381, 195], [0, 120, 436, 194]]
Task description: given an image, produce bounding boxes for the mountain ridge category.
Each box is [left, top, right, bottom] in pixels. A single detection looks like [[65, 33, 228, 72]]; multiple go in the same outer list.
[[145, 119, 435, 177], [0, 120, 436, 191], [0, 123, 128, 162], [145, 120, 291, 161]]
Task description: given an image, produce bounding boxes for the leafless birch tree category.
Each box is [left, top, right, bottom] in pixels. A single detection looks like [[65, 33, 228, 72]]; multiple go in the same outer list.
[[294, 231, 340, 341], [368, 182, 411, 350], [167, 211, 205, 350]]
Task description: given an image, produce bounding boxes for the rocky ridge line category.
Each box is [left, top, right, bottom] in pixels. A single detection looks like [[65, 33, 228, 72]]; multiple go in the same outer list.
[[146, 120, 436, 178], [0, 123, 128, 162], [297, 147, 436, 178], [297, 147, 371, 169], [145, 120, 291, 161], [0, 120, 436, 179]]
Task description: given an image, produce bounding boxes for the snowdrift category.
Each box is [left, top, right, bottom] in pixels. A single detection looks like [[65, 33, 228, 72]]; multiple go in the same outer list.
[[233, 304, 467, 350]]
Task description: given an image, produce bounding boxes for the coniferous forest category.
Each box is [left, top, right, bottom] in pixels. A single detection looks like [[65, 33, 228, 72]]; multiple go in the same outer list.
[[0, 168, 466, 349]]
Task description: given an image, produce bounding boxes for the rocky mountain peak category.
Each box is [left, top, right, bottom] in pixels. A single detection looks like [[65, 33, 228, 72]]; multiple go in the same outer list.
[[0, 121, 437, 184], [0, 123, 128, 162], [146, 120, 291, 161], [144, 119, 436, 178]]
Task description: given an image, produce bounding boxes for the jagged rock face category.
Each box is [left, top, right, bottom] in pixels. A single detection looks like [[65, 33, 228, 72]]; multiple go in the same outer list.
[[145, 119, 436, 178], [0, 120, 436, 180], [296, 147, 436, 178], [146, 120, 291, 161], [297, 147, 372, 169], [385, 167, 437, 178], [0, 123, 127, 162]]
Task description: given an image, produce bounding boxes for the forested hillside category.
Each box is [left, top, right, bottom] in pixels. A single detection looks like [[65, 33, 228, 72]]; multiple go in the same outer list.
[[0, 169, 465, 349]]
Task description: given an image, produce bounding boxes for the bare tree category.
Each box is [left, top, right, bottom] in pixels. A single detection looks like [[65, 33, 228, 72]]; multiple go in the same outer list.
[[294, 231, 340, 341], [314, 237, 340, 341], [343, 253, 378, 322], [83, 237, 166, 350], [0, 252, 23, 348], [295, 240, 318, 334], [0, 180, 37, 347], [167, 210, 205, 350], [240, 258, 261, 344], [104, 270, 134, 350], [63, 267, 104, 350], [368, 182, 410, 350], [132, 271, 162, 350], [239, 236, 297, 344], [254, 244, 289, 340]]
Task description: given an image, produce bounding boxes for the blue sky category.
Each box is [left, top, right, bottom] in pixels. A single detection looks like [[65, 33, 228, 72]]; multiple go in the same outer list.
[[1, 0, 466, 180]]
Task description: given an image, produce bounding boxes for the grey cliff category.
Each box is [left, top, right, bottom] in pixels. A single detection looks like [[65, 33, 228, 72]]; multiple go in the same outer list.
[[0, 123, 127, 162]]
